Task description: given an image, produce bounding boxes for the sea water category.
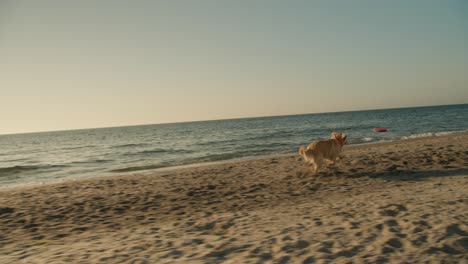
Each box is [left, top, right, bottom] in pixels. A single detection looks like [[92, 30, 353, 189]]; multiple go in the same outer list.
[[1, 104, 467, 186]]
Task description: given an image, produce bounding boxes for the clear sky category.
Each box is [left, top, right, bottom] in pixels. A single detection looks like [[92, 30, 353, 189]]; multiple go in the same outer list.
[[1, 1, 467, 134]]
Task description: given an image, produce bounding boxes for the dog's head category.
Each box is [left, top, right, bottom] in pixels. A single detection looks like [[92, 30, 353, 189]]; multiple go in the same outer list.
[[331, 132, 348, 147]]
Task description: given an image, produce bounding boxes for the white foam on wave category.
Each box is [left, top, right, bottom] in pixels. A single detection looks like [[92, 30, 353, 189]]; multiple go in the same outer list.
[[401, 130, 468, 140], [402, 132, 434, 140], [434, 131, 464, 136]]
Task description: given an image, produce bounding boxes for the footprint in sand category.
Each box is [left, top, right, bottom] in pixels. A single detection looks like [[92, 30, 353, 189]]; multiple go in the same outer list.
[[0, 207, 15, 215], [280, 240, 310, 254], [378, 204, 407, 217], [204, 244, 252, 261]]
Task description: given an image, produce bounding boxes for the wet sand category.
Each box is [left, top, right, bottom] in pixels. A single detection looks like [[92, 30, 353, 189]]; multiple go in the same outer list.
[[1, 134, 467, 263]]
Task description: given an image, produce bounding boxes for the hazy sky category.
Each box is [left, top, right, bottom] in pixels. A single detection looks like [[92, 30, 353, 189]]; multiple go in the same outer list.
[[1, 1, 467, 134]]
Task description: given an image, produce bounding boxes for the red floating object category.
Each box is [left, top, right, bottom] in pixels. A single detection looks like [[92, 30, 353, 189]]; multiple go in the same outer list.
[[373, 128, 388, 132]]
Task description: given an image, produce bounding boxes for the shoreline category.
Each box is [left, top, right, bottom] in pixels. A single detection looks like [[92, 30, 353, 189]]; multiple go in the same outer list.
[[0, 132, 467, 263], [2, 131, 467, 191]]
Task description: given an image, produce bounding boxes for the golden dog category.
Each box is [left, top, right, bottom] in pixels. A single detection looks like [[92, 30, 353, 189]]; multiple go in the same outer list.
[[298, 132, 347, 175]]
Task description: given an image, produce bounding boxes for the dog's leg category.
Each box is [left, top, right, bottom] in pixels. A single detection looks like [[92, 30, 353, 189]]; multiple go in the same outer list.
[[313, 158, 323, 175], [311, 163, 318, 175], [330, 159, 338, 174]]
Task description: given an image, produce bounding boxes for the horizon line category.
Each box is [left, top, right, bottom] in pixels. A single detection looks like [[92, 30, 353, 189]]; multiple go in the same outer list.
[[1, 103, 466, 136]]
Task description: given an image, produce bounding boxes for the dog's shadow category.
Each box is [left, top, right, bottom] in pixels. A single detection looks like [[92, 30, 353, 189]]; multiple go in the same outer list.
[[295, 164, 338, 179], [346, 168, 468, 181], [296, 163, 468, 182]]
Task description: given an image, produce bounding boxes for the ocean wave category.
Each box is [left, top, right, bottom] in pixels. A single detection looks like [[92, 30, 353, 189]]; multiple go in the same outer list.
[[70, 159, 113, 164], [111, 149, 265, 174], [109, 147, 288, 174], [245, 142, 291, 149], [401, 133, 433, 139], [434, 130, 468, 136], [190, 153, 242, 163], [401, 130, 468, 140], [0, 157, 29, 163], [195, 139, 239, 147], [195, 131, 296, 147], [187, 149, 274, 164], [112, 143, 150, 148], [0, 164, 69, 176], [109, 164, 169, 173], [140, 148, 186, 154], [61, 145, 96, 150], [123, 148, 192, 156]]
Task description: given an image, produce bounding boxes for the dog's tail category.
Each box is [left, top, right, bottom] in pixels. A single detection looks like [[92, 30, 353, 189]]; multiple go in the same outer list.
[[298, 146, 306, 160]]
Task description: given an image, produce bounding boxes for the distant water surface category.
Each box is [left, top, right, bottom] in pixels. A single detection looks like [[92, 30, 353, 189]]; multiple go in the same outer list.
[[0, 104, 467, 186]]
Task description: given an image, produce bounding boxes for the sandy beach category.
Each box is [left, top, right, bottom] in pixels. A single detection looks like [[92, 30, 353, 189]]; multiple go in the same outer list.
[[0, 134, 467, 263]]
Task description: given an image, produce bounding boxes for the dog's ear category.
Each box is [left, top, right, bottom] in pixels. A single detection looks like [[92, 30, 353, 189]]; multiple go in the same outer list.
[[331, 132, 339, 139], [341, 133, 347, 140]]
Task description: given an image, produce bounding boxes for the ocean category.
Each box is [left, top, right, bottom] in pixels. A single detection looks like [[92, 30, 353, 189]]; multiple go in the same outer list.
[[1, 104, 467, 187]]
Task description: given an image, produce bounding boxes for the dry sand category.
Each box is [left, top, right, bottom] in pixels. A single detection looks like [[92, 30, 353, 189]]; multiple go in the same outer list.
[[1, 134, 467, 263]]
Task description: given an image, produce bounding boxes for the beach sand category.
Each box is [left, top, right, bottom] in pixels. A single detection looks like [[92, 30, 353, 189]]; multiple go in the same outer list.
[[1, 134, 467, 263]]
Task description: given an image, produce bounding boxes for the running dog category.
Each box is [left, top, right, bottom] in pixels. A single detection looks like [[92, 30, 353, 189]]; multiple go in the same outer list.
[[298, 132, 347, 175]]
